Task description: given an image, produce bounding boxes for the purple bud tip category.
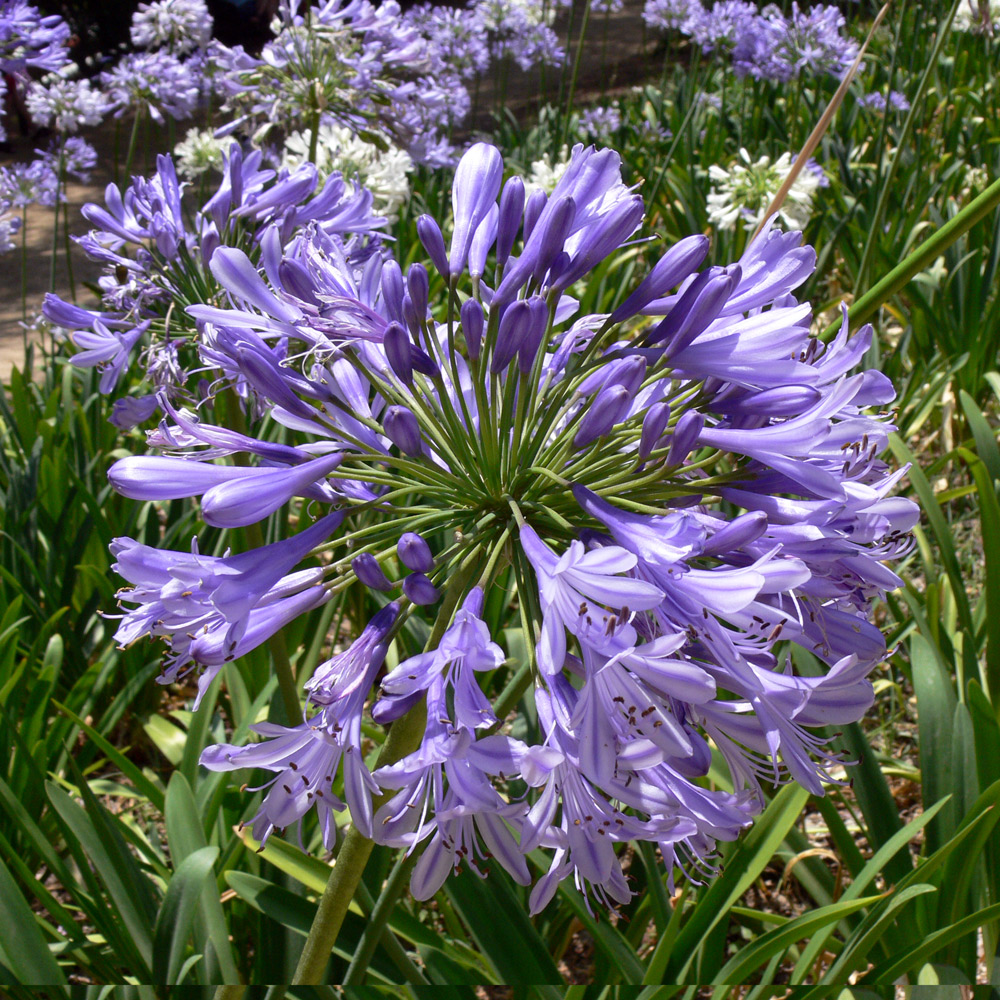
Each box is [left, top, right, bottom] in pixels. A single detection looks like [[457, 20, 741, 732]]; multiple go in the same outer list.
[[383, 405, 423, 456], [574, 384, 632, 449], [461, 298, 484, 360], [667, 410, 705, 466], [402, 572, 440, 606], [407, 263, 429, 318], [380, 260, 405, 324], [491, 299, 533, 375], [352, 553, 393, 591], [523, 188, 547, 243], [383, 321, 413, 384], [397, 532, 434, 573], [639, 401, 671, 460], [497, 175, 525, 269], [416, 214, 450, 279]]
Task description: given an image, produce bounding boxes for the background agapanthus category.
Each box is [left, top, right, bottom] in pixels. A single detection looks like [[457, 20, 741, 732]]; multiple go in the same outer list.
[[707, 147, 826, 231], [94, 138, 915, 910]]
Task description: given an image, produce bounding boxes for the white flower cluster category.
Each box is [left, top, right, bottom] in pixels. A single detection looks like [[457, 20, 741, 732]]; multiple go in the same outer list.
[[131, 0, 213, 54], [524, 144, 572, 196], [281, 124, 414, 222], [952, 0, 1000, 34], [25, 75, 108, 133], [707, 148, 824, 232], [173, 127, 227, 179]]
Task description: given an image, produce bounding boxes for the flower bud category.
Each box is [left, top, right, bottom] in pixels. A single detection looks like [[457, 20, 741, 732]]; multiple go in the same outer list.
[[383, 322, 412, 384], [449, 142, 503, 275], [729, 385, 822, 417], [531, 195, 576, 284], [416, 214, 449, 279], [517, 297, 550, 374], [638, 401, 671, 460], [407, 263, 429, 319], [610, 234, 710, 323], [490, 299, 530, 375], [352, 553, 393, 591], [410, 346, 440, 378], [666, 410, 705, 466], [523, 188, 547, 242], [647, 265, 741, 359], [469, 204, 499, 278], [402, 292, 422, 340], [701, 511, 768, 557], [383, 405, 423, 455], [577, 356, 647, 398], [574, 384, 632, 448], [496, 175, 524, 270], [380, 259, 404, 325], [397, 532, 434, 572], [461, 298, 484, 360], [403, 572, 440, 605]]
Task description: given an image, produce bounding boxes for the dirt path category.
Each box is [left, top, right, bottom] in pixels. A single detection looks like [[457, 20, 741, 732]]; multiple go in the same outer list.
[[0, 1, 658, 379]]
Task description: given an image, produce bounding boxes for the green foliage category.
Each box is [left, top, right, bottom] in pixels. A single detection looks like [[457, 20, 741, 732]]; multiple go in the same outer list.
[[5, 1, 1000, 991]]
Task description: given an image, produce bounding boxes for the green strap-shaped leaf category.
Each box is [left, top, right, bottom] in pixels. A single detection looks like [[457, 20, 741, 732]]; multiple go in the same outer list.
[[910, 632, 959, 852], [711, 895, 882, 985], [959, 448, 1000, 705], [792, 797, 950, 981], [444, 866, 562, 985], [820, 884, 939, 985], [647, 783, 810, 984], [164, 773, 240, 985], [0, 854, 66, 986], [862, 901, 1000, 984], [153, 846, 219, 985]]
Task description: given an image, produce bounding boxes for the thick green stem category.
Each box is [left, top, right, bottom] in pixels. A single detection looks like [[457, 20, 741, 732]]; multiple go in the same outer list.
[[289, 560, 481, 987], [342, 852, 420, 984], [123, 108, 144, 185], [289, 702, 427, 987], [828, 174, 1000, 337]]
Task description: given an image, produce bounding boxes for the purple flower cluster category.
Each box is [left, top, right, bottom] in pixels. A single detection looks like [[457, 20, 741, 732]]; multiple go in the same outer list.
[[859, 90, 910, 113], [44, 142, 386, 416], [206, 0, 472, 166], [0, 0, 71, 77], [102, 140, 915, 909], [644, 0, 858, 82]]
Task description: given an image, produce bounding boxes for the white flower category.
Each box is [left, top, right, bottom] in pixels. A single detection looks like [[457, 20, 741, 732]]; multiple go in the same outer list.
[[706, 148, 823, 232], [131, 0, 213, 54], [25, 77, 108, 133], [525, 145, 571, 196], [952, 0, 1000, 33], [174, 127, 226, 179], [282, 124, 413, 222]]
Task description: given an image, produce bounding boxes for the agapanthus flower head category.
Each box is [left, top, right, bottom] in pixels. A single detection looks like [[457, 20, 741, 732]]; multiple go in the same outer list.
[[173, 126, 227, 179], [37, 136, 99, 183], [749, 2, 857, 82], [131, 0, 213, 54], [642, 0, 702, 33], [101, 50, 200, 124], [578, 104, 623, 144], [0, 158, 60, 208], [106, 138, 913, 911], [0, 0, 71, 76], [859, 89, 911, 113], [707, 147, 824, 231], [25, 74, 108, 133]]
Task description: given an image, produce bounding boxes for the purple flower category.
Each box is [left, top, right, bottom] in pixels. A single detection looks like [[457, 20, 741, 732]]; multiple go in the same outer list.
[[107, 138, 915, 911]]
